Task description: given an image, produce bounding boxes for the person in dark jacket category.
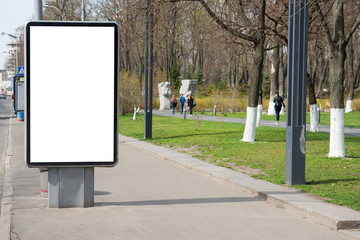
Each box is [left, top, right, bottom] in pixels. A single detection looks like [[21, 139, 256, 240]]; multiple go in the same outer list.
[[187, 93, 195, 116], [273, 90, 285, 124]]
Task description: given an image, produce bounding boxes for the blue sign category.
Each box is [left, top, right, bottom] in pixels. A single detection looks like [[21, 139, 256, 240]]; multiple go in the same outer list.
[[18, 66, 24, 76]]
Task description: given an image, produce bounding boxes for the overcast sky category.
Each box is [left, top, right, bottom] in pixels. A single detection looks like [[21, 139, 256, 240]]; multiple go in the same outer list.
[[0, 1, 34, 70]]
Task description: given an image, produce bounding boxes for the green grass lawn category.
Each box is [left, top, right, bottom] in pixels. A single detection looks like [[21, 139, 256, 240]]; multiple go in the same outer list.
[[200, 111, 360, 128], [119, 113, 360, 211]]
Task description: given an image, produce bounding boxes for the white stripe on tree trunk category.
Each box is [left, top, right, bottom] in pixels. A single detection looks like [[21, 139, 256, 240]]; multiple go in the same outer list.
[[309, 104, 319, 132], [242, 106, 257, 142], [345, 100, 353, 113], [268, 101, 275, 115], [256, 104, 263, 127], [329, 108, 345, 158]]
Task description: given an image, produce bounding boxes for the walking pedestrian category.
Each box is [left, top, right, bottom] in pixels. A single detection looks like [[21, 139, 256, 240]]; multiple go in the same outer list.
[[179, 93, 186, 114], [274, 90, 285, 124], [171, 95, 177, 114], [187, 93, 195, 116]]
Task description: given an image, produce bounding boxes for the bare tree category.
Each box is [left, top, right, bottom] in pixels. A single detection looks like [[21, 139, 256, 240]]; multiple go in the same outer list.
[[314, 0, 360, 157]]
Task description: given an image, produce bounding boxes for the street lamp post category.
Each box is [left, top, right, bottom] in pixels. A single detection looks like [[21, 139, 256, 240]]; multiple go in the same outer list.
[[44, 3, 64, 20], [1, 33, 18, 74], [3, 51, 16, 79], [285, 0, 309, 185]]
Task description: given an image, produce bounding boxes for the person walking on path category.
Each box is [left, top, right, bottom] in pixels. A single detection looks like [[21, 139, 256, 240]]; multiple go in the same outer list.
[[187, 93, 195, 116], [179, 93, 186, 114], [171, 95, 177, 114], [274, 90, 285, 124]]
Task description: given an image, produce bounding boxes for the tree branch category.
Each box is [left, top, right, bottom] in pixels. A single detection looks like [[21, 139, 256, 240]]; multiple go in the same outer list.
[[345, 19, 360, 46], [264, 44, 284, 52], [266, 27, 287, 44], [168, 0, 257, 43], [313, 0, 333, 50]]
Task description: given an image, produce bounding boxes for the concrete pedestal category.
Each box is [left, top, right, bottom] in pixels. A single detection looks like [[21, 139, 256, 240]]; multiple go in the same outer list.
[[48, 167, 94, 208]]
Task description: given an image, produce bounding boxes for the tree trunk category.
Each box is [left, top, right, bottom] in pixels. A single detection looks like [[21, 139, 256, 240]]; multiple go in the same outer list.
[[355, 64, 360, 89], [280, 47, 287, 98], [329, 51, 346, 109], [268, 46, 280, 116], [248, 42, 264, 108], [228, 51, 233, 88], [307, 73, 318, 132], [279, 47, 286, 115], [328, 48, 346, 157], [136, 43, 144, 106], [242, 0, 266, 142], [243, 41, 265, 142], [256, 88, 263, 127], [307, 73, 317, 105], [316, 60, 328, 98], [345, 39, 356, 113], [233, 53, 238, 88]]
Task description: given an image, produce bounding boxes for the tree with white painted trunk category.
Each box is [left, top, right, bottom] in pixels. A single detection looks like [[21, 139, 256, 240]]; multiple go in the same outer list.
[[256, 88, 263, 127], [307, 73, 319, 132], [170, 0, 267, 142], [265, 7, 290, 118], [243, 39, 265, 141], [268, 46, 280, 116], [133, 106, 140, 120], [307, 38, 326, 133], [279, 47, 287, 115], [314, 0, 360, 157], [345, 38, 359, 113]]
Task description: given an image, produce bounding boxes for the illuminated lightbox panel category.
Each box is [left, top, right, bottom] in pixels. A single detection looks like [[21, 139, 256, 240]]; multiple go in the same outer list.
[[25, 21, 118, 167]]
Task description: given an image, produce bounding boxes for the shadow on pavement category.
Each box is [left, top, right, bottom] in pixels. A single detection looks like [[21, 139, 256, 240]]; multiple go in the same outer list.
[[0, 116, 16, 120], [94, 191, 112, 195]]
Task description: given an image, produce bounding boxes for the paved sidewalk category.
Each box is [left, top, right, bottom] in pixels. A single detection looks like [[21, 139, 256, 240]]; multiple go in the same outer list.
[[1, 119, 360, 239], [148, 110, 360, 137]]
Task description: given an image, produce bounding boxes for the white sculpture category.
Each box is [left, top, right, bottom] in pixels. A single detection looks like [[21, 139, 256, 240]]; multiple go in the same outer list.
[[180, 79, 198, 98], [158, 82, 171, 110]]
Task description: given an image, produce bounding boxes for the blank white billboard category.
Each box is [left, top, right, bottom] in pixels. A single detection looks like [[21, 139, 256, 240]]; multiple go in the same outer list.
[[25, 22, 118, 167]]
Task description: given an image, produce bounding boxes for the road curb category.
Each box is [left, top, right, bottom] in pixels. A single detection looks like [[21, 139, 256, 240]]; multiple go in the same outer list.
[[0, 119, 13, 240], [119, 134, 360, 231]]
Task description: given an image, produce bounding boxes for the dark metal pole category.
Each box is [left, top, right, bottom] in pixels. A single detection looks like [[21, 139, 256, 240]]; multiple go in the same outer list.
[[148, 1, 154, 139], [285, 0, 309, 185], [144, 0, 150, 139]]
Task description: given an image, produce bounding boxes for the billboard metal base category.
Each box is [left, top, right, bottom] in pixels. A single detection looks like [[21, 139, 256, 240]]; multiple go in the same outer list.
[[48, 167, 94, 208]]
